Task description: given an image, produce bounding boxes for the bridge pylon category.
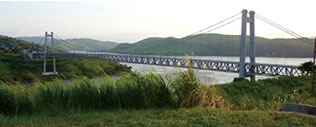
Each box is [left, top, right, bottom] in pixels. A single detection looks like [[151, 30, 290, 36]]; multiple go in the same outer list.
[[239, 9, 256, 80], [42, 32, 58, 76]]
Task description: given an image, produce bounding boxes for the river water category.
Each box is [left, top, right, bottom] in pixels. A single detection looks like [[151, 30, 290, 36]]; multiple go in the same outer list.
[[120, 56, 312, 85]]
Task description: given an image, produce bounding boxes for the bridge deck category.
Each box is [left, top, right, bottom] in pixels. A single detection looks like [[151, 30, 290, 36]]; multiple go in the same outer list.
[[31, 53, 301, 77]]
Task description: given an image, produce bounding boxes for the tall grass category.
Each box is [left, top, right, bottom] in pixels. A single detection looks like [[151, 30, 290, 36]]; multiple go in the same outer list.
[[0, 68, 228, 115], [0, 84, 16, 115], [1, 67, 314, 116], [115, 73, 173, 108], [170, 67, 231, 109], [0, 73, 176, 115], [180, 86, 232, 109], [0, 84, 34, 115]]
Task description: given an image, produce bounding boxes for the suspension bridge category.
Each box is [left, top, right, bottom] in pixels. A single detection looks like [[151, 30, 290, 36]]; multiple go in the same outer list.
[[27, 9, 315, 80]]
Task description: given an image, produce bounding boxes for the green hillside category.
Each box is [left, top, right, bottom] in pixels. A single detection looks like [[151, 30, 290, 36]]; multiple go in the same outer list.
[[110, 34, 313, 57], [0, 35, 43, 54], [18, 37, 118, 51], [63, 38, 118, 51]]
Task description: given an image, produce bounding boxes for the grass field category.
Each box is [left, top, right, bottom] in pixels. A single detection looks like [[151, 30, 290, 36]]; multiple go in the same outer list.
[[1, 108, 315, 127]]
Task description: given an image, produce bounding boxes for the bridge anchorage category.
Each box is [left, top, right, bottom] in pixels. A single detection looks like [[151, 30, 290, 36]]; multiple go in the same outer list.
[[28, 9, 303, 80]]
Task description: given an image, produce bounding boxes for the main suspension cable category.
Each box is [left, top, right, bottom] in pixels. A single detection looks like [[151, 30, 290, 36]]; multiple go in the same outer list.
[[183, 16, 241, 42], [255, 14, 314, 47], [184, 11, 242, 37], [256, 13, 313, 43]]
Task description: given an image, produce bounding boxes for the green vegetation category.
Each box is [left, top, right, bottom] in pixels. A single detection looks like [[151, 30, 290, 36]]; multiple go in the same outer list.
[[0, 57, 315, 126], [0, 35, 43, 54], [0, 68, 315, 115], [17, 34, 314, 57], [298, 61, 315, 75], [1, 108, 315, 127], [217, 76, 316, 110], [18, 37, 118, 51], [111, 33, 313, 57], [0, 35, 129, 84], [0, 68, 227, 115], [0, 55, 131, 83], [64, 38, 118, 51], [0, 74, 174, 115]]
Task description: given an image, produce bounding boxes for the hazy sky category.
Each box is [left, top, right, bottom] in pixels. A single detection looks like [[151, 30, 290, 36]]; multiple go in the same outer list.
[[0, 0, 315, 43]]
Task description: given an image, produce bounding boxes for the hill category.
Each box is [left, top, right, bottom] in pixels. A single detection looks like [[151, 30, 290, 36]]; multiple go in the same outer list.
[[18, 37, 119, 51], [63, 38, 118, 51], [110, 34, 314, 57], [0, 35, 43, 54]]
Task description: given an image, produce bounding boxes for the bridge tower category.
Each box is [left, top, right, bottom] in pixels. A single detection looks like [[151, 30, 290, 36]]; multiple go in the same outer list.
[[42, 32, 58, 76], [239, 9, 256, 80]]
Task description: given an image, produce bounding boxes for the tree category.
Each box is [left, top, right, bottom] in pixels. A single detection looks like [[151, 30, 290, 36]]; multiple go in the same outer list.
[[298, 61, 316, 75]]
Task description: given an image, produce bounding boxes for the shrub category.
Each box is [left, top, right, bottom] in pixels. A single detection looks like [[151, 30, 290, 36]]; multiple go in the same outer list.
[[170, 68, 200, 106], [170, 67, 231, 109], [181, 86, 232, 109], [298, 61, 315, 75]]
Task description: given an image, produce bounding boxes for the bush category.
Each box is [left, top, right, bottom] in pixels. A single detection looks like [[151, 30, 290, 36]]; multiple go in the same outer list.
[[170, 67, 230, 108], [170, 68, 200, 106], [181, 86, 231, 109], [298, 61, 315, 75]]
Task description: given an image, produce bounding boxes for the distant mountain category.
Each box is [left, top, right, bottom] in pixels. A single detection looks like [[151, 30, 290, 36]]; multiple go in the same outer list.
[[17, 37, 45, 45], [64, 38, 118, 51], [110, 33, 313, 57], [18, 37, 119, 51], [0, 35, 43, 54]]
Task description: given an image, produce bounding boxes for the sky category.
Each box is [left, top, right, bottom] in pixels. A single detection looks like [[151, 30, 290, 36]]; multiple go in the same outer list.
[[0, 0, 315, 43]]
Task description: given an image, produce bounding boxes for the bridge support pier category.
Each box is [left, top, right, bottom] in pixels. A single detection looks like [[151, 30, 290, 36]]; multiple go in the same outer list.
[[239, 9, 256, 81], [249, 11, 256, 81], [42, 32, 58, 76], [239, 9, 247, 78]]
